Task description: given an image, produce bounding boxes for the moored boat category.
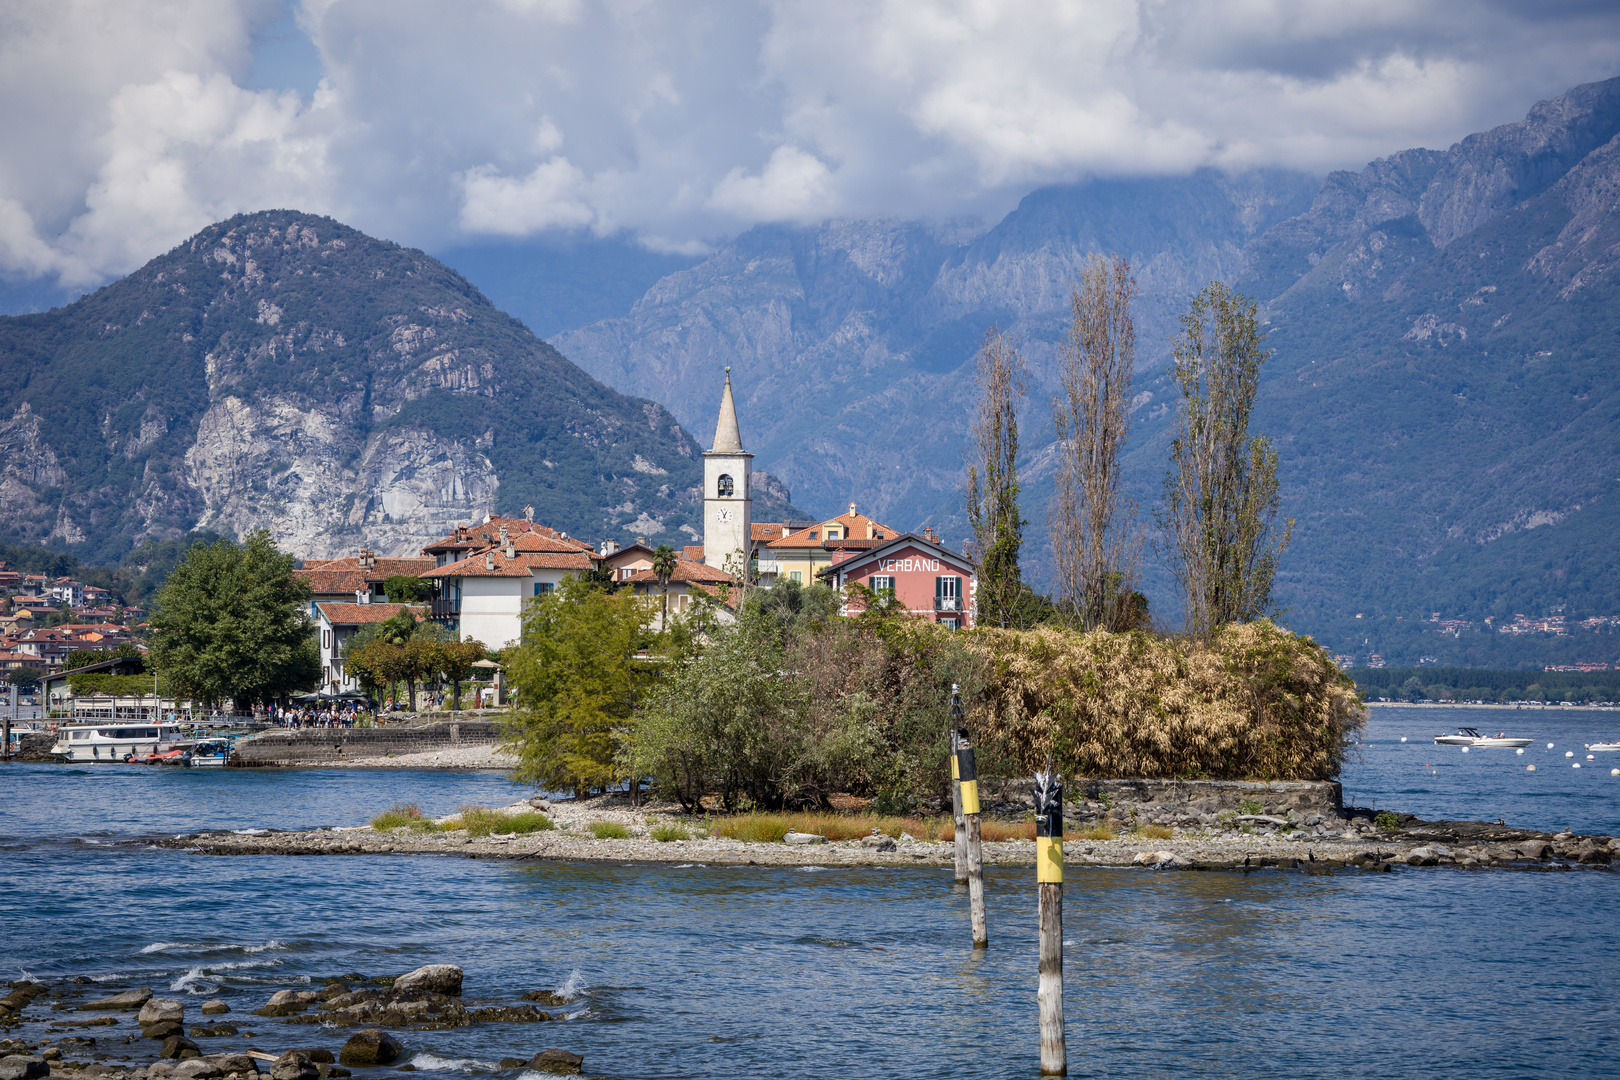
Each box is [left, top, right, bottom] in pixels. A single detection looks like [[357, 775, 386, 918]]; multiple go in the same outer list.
[[50, 721, 192, 763], [1433, 726, 1534, 749], [1586, 741, 1620, 753]]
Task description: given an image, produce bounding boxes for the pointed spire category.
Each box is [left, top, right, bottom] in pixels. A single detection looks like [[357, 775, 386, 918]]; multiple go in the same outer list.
[[711, 366, 743, 453]]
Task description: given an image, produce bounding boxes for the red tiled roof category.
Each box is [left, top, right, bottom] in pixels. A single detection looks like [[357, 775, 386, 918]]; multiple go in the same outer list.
[[681, 545, 705, 562], [298, 570, 372, 595], [751, 522, 787, 541], [315, 602, 426, 625], [421, 518, 592, 554], [423, 548, 595, 578], [767, 508, 898, 548], [627, 561, 735, 585]]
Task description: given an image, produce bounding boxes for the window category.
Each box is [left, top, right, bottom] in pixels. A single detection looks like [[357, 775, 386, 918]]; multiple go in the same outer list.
[[808, 530, 818, 539], [870, 575, 894, 593], [826, 528, 840, 540], [790, 571, 803, 584], [717, 474, 734, 497], [941, 617, 959, 631], [322, 629, 331, 650], [935, 575, 962, 612], [534, 582, 556, 597]]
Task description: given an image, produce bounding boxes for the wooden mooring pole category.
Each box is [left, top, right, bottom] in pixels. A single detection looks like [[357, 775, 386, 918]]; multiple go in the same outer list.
[[950, 724, 967, 884], [1034, 764, 1066, 1075], [952, 685, 986, 947]]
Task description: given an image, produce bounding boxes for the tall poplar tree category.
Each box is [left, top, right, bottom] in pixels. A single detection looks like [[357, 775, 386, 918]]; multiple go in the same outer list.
[[965, 330, 1026, 629], [1158, 281, 1293, 637], [1050, 254, 1142, 630]]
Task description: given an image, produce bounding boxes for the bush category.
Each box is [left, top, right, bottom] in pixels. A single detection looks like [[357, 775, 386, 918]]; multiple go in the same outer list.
[[649, 823, 691, 842], [971, 621, 1364, 781], [454, 805, 554, 837], [1374, 810, 1399, 831], [589, 822, 630, 839], [1133, 824, 1174, 840]]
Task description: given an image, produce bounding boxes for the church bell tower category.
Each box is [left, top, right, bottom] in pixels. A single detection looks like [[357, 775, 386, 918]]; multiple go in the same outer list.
[[703, 367, 753, 571]]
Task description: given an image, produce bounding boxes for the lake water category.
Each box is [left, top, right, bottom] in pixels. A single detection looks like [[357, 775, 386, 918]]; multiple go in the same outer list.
[[2, 708, 1617, 1078]]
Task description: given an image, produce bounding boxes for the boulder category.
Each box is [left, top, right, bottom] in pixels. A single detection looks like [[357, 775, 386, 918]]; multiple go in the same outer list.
[[81, 988, 154, 1011], [468, 1006, 549, 1023], [337, 1030, 403, 1067], [171, 1060, 224, 1080], [1575, 841, 1612, 865], [269, 1052, 318, 1080], [391, 966, 462, 997], [316, 985, 350, 1002], [0, 1056, 49, 1080], [138, 1000, 186, 1026], [521, 992, 565, 1007], [143, 1021, 186, 1040], [497, 1060, 527, 1069], [202, 1055, 257, 1075], [314, 1065, 350, 1079], [256, 991, 320, 1017], [783, 832, 826, 845], [287, 1051, 332, 1065], [1514, 841, 1552, 861], [527, 1050, 583, 1075], [190, 1025, 238, 1038], [199, 1002, 230, 1016], [1132, 850, 1175, 866], [161, 1036, 202, 1060], [859, 835, 897, 851], [1405, 847, 1439, 866], [528, 798, 552, 811]]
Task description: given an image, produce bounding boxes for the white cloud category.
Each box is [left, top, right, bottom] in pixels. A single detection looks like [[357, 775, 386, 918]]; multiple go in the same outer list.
[[708, 145, 836, 222], [1, 0, 1618, 289]]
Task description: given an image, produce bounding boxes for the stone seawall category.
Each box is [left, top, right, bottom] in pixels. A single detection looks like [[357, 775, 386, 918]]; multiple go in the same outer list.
[[976, 777, 1343, 825], [233, 721, 505, 766]]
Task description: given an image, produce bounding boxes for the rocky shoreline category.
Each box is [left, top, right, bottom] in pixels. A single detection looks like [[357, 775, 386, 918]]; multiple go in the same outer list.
[[153, 793, 1619, 875], [0, 965, 590, 1080]]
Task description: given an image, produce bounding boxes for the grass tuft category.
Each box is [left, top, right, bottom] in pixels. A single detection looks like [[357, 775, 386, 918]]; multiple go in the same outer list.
[[649, 823, 691, 842], [589, 822, 630, 840], [1133, 824, 1174, 840], [452, 805, 555, 838], [371, 802, 424, 830], [1073, 821, 1117, 841]]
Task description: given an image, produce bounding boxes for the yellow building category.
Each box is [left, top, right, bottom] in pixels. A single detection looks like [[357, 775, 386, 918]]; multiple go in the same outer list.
[[756, 503, 899, 587]]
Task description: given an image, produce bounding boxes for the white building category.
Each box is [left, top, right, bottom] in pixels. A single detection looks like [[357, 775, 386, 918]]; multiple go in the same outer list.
[[313, 601, 425, 694], [422, 528, 596, 648]]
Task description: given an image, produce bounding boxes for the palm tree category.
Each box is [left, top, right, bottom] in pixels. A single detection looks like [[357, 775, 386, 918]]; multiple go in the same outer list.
[[651, 544, 678, 628]]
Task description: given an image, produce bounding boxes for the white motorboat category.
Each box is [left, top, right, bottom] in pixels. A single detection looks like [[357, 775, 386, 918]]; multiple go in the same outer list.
[[50, 721, 192, 763], [187, 739, 232, 767], [1586, 742, 1620, 753], [1433, 727, 1534, 749]]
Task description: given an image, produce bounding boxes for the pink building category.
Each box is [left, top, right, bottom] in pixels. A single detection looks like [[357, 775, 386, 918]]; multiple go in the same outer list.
[[818, 533, 978, 630]]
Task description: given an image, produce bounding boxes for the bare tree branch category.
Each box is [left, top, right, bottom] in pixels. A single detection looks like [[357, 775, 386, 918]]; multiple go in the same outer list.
[[965, 329, 1026, 630]]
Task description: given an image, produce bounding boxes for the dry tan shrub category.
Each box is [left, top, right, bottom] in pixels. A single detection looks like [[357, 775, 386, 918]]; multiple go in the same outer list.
[[967, 620, 1363, 781]]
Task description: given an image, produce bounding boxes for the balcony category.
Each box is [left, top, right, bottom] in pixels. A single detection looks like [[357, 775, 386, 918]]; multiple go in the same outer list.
[[754, 560, 782, 575], [934, 596, 962, 613], [430, 596, 461, 619]]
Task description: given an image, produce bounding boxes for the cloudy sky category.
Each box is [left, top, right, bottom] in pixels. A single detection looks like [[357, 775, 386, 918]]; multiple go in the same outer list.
[[3, 0, 1619, 291]]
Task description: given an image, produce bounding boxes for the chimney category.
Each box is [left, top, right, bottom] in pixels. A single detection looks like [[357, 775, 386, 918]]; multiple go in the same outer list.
[[355, 589, 368, 605], [485, 550, 495, 572], [505, 536, 515, 560], [848, 501, 857, 518], [523, 504, 535, 522], [499, 525, 509, 542]]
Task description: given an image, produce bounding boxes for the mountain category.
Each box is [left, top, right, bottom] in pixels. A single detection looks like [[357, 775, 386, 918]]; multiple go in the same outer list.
[[551, 77, 1620, 660], [0, 210, 800, 564], [552, 170, 1318, 540]]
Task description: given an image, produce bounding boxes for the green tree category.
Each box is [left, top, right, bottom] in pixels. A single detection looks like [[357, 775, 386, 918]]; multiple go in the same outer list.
[[434, 638, 487, 710], [6, 666, 45, 688], [63, 643, 142, 672], [503, 577, 654, 795], [1157, 281, 1292, 637], [148, 531, 319, 711], [651, 544, 678, 626], [382, 575, 434, 603], [965, 329, 1026, 629]]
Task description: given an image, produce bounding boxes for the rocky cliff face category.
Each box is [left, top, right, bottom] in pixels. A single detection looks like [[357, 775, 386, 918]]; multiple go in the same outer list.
[[0, 211, 799, 563]]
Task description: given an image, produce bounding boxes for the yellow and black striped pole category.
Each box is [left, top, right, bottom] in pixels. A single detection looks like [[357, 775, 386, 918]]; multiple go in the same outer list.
[[950, 726, 967, 884], [1034, 765, 1065, 1076], [952, 685, 986, 948]]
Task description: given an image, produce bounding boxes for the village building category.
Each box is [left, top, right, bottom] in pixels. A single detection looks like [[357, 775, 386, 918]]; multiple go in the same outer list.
[[627, 559, 739, 630], [759, 504, 899, 588], [421, 527, 598, 647], [295, 550, 438, 616], [817, 531, 979, 630], [313, 601, 425, 695], [598, 540, 657, 583]]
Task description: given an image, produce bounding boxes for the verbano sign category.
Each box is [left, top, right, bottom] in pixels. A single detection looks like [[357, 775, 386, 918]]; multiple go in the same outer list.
[[878, 556, 940, 573]]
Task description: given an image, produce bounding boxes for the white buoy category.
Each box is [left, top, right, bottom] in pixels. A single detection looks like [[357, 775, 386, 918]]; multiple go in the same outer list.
[[1566, 751, 1574, 758], [1573, 763, 1581, 769], [1400, 737, 1408, 743], [1588, 755, 1596, 761], [1548, 742, 1555, 749], [1461, 746, 1470, 753], [1516, 748, 1525, 755], [1611, 768, 1619, 777], [1527, 764, 1537, 771]]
